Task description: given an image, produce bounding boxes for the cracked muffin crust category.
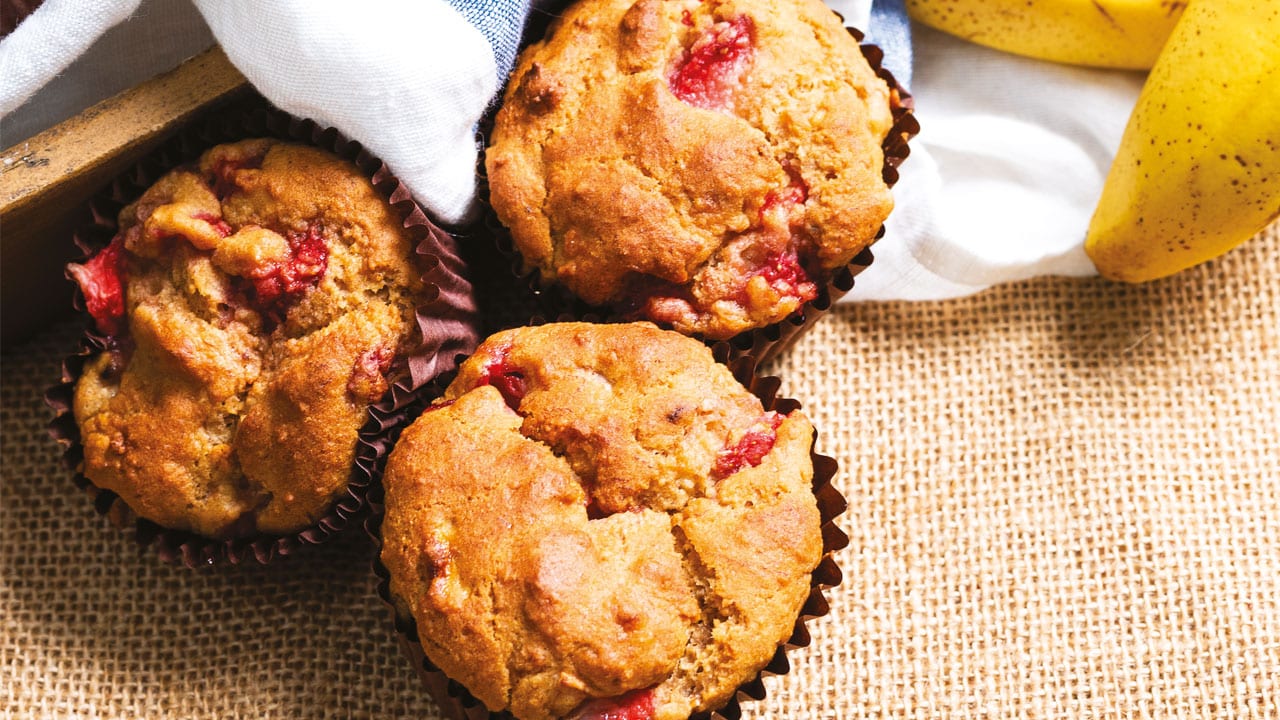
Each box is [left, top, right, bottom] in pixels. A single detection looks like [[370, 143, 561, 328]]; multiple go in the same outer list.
[[70, 138, 432, 539], [379, 322, 822, 720], [486, 0, 895, 340]]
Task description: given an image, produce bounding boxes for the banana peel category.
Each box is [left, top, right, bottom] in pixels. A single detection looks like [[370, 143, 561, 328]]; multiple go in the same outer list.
[[1084, 0, 1280, 283], [904, 0, 1186, 70]]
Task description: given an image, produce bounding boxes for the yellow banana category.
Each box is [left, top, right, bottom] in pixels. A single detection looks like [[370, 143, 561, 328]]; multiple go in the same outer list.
[[904, 0, 1186, 69], [1084, 0, 1280, 283]]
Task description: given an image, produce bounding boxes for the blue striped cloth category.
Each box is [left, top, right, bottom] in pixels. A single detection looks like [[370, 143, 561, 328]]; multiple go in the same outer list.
[[446, 0, 535, 82], [867, 0, 913, 88]]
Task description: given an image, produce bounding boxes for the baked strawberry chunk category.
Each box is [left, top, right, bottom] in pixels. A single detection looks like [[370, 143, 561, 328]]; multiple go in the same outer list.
[[713, 411, 784, 479], [193, 212, 233, 238], [476, 345, 527, 410], [347, 346, 395, 403], [248, 224, 328, 319], [761, 168, 809, 216], [569, 688, 656, 720], [747, 167, 817, 306], [751, 249, 817, 304], [669, 15, 755, 110], [67, 235, 127, 336]]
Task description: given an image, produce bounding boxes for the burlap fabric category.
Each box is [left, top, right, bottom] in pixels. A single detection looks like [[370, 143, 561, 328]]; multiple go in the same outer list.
[[4, 224, 1278, 718]]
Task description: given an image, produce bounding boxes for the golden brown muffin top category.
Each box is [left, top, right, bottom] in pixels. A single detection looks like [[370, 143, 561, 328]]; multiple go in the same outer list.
[[486, 0, 894, 339], [380, 322, 822, 720], [71, 139, 429, 538]]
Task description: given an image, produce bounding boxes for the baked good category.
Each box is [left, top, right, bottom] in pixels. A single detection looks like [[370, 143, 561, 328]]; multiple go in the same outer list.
[[68, 138, 432, 539], [379, 322, 823, 719], [486, 0, 895, 340]]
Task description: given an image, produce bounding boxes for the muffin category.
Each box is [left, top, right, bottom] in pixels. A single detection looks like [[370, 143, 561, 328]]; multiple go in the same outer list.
[[378, 322, 824, 719], [485, 0, 897, 341], [66, 137, 443, 541]]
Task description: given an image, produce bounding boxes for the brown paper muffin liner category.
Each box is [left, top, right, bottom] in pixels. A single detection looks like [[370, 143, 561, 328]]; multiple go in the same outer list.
[[477, 19, 918, 365], [44, 100, 481, 568], [365, 346, 849, 720]]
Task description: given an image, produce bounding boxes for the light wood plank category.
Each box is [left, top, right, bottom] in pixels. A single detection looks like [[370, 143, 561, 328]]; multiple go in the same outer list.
[[0, 46, 252, 344]]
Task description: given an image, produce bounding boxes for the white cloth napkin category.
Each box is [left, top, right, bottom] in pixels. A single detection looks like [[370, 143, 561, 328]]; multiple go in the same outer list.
[[0, 0, 1144, 300], [852, 23, 1144, 300], [0, 0, 520, 226]]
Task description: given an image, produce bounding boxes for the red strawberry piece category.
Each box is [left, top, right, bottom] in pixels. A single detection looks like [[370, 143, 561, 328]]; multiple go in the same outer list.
[[749, 164, 817, 305], [753, 249, 818, 304], [760, 164, 809, 219], [570, 688, 656, 720], [347, 346, 395, 403], [476, 345, 527, 410], [713, 411, 784, 479], [193, 212, 233, 238], [669, 15, 755, 110], [425, 399, 455, 413], [248, 223, 328, 320], [67, 235, 127, 336]]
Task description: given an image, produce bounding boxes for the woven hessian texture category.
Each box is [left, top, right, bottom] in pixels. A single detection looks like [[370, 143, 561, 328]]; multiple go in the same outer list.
[[4, 224, 1278, 718]]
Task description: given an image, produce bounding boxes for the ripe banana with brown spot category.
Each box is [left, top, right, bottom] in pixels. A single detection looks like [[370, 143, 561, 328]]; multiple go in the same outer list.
[[904, 0, 1186, 69], [1084, 0, 1280, 283]]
